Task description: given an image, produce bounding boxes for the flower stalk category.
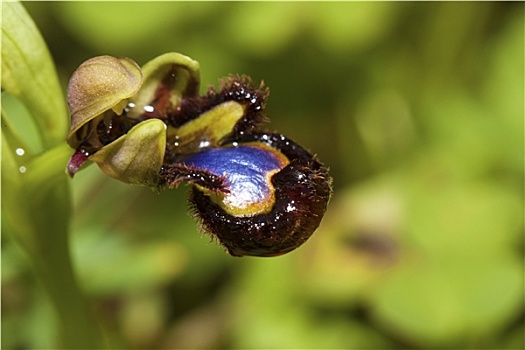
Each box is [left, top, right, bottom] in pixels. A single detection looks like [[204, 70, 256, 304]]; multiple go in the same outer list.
[[2, 2, 106, 348]]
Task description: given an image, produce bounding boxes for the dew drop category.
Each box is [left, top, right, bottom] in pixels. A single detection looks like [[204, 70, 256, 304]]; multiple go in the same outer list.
[[198, 140, 210, 148], [19, 166, 27, 173], [16, 148, 25, 156], [144, 105, 155, 113]]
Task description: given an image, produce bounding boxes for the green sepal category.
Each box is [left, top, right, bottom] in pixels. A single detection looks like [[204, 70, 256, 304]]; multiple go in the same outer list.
[[167, 100, 245, 153], [66, 55, 143, 149], [89, 119, 167, 187], [126, 52, 201, 121]]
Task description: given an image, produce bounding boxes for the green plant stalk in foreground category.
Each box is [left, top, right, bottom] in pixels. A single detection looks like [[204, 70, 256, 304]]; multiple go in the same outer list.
[[2, 2, 106, 348]]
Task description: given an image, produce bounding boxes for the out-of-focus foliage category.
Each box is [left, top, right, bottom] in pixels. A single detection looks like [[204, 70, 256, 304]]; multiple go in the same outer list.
[[2, 2, 523, 349], [2, 2, 106, 348]]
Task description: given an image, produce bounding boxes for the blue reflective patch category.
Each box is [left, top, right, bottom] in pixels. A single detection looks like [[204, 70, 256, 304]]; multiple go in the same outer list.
[[180, 145, 288, 212]]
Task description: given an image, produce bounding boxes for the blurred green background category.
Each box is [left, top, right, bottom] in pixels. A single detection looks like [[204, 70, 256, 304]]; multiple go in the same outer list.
[[2, 2, 523, 349]]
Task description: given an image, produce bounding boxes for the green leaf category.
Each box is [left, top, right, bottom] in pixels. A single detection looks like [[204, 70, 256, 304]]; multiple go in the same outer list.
[[2, 91, 44, 155], [1, 1, 68, 149], [372, 256, 523, 347], [73, 230, 187, 295]]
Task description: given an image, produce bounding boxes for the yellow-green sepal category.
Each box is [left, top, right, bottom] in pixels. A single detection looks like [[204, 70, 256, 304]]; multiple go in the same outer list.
[[168, 101, 245, 153], [89, 119, 166, 187], [126, 53, 200, 121], [67, 55, 143, 149]]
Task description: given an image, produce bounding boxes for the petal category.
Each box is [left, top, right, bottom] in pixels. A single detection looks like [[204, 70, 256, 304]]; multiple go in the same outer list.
[[125, 53, 200, 121], [89, 119, 166, 187], [166, 101, 245, 154], [66, 149, 89, 177]]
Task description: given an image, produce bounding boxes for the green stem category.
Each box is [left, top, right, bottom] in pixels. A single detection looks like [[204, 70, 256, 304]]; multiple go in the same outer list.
[[7, 144, 107, 348], [2, 2, 107, 347]]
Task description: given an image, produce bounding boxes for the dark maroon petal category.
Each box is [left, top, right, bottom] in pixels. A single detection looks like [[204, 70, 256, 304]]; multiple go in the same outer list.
[[67, 149, 89, 177]]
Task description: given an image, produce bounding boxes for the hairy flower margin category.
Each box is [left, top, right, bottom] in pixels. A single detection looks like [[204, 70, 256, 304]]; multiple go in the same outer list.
[[66, 53, 333, 257]]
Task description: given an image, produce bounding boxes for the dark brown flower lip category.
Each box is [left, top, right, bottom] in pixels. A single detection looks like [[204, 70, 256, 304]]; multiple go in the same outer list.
[[66, 53, 332, 257], [164, 132, 332, 257]]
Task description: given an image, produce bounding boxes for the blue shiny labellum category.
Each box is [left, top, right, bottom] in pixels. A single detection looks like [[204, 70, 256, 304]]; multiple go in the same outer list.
[[178, 145, 289, 217], [162, 131, 332, 257]]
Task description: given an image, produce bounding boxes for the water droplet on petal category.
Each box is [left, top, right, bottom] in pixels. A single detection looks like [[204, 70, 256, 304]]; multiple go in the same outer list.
[[144, 105, 155, 113]]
